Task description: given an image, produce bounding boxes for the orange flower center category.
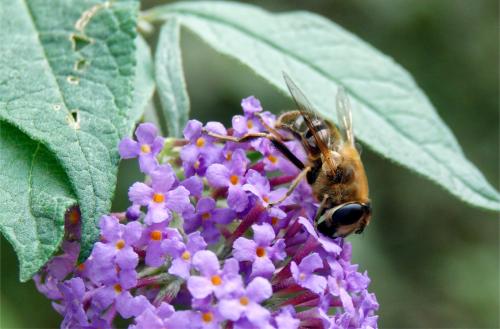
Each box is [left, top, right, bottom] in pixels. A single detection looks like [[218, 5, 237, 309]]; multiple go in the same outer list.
[[193, 160, 200, 169], [225, 151, 232, 161], [68, 208, 80, 224], [77, 263, 85, 271], [267, 154, 278, 164], [202, 212, 211, 221], [181, 251, 191, 261], [140, 144, 151, 153], [271, 217, 278, 225], [153, 193, 165, 203], [211, 275, 222, 286], [299, 273, 306, 281], [113, 284, 122, 294], [262, 196, 270, 203], [202, 312, 214, 323], [246, 120, 254, 129], [239, 296, 249, 306], [256, 246, 266, 257], [229, 175, 239, 185], [115, 239, 125, 250], [196, 137, 205, 148], [150, 230, 162, 241]]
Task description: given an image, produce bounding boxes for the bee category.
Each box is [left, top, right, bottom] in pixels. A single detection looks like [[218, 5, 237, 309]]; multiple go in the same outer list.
[[276, 73, 372, 238], [204, 73, 371, 238]]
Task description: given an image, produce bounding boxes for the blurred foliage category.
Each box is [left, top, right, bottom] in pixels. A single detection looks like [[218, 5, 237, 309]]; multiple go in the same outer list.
[[1, 0, 498, 328]]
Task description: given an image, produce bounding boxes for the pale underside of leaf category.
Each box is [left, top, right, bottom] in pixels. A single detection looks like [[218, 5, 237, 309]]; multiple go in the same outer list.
[[0, 122, 76, 281], [0, 0, 139, 265], [146, 1, 499, 211], [155, 17, 190, 138]]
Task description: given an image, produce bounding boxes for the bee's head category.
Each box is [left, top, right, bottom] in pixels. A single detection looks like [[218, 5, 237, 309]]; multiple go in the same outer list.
[[318, 202, 372, 238]]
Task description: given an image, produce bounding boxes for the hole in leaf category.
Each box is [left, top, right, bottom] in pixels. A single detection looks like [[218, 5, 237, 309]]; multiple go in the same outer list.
[[71, 111, 78, 122], [68, 110, 81, 130], [74, 59, 88, 71], [70, 33, 91, 51]]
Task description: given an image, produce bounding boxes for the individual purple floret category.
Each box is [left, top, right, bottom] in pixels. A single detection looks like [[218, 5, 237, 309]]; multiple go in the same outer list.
[[119, 123, 164, 174], [218, 276, 272, 327], [180, 120, 226, 177], [165, 231, 207, 279], [184, 197, 235, 243], [87, 215, 141, 289], [129, 164, 193, 224], [274, 306, 300, 329], [92, 281, 151, 319], [190, 303, 225, 329], [187, 250, 239, 299], [131, 304, 207, 329], [139, 223, 180, 267], [233, 96, 274, 136], [233, 223, 285, 279], [206, 161, 249, 212], [243, 169, 287, 207], [34, 96, 378, 329], [291, 252, 327, 295]]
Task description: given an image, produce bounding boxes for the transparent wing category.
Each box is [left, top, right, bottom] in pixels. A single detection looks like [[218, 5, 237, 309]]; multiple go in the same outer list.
[[336, 86, 355, 147], [282, 72, 337, 171]]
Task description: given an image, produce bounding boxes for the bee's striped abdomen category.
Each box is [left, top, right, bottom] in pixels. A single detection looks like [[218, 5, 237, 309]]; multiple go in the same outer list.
[[299, 118, 330, 159], [276, 110, 332, 160]]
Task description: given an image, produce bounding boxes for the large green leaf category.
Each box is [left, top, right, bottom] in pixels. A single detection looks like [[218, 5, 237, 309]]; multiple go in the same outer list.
[[0, 0, 139, 262], [145, 1, 500, 211], [0, 122, 76, 281], [155, 18, 190, 137]]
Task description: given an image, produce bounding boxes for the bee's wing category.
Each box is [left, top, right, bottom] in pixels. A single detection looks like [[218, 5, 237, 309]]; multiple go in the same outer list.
[[282, 72, 337, 172], [336, 86, 355, 147]]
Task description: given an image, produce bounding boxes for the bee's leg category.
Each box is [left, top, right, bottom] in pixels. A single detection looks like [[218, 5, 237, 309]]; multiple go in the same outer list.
[[206, 130, 306, 171], [204, 130, 269, 143], [255, 113, 291, 142], [267, 166, 311, 207], [314, 194, 329, 225]]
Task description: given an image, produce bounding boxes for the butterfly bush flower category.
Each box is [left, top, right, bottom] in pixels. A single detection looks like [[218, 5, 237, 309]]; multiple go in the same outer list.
[[291, 253, 327, 295], [119, 123, 164, 174], [185, 197, 235, 243], [166, 231, 207, 279], [34, 97, 378, 328], [233, 223, 285, 279], [129, 164, 193, 225]]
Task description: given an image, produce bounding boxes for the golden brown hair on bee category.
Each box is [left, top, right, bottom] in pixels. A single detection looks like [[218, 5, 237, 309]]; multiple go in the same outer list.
[[314, 144, 371, 237]]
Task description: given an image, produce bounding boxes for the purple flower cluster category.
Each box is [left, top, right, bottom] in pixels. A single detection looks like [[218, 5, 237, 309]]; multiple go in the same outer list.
[[34, 96, 378, 329]]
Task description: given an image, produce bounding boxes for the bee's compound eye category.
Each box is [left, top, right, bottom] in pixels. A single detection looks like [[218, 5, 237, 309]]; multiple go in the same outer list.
[[332, 203, 365, 226], [317, 218, 337, 237]]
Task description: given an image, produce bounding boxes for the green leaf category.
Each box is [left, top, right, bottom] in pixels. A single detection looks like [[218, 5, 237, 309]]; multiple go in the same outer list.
[[0, 0, 139, 262], [145, 1, 500, 211], [155, 18, 190, 137], [130, 35, 155, 133], [0, 122, 76, 281]]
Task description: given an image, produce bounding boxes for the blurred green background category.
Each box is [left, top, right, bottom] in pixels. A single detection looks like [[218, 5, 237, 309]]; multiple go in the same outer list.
[[1, 0, 498, 328]]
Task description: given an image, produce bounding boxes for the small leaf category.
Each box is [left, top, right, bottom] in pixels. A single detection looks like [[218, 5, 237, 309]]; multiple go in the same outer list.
[[145, 1, 500, 211], [0, 0, 140, 263], [155, 18, 190, 137], [0, 122, 76, 281], [130, 35, 155, 133]]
